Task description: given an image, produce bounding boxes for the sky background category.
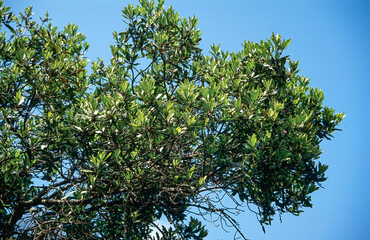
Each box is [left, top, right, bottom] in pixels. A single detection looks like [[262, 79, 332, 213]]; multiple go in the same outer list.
[[5, 0, 370, 239]]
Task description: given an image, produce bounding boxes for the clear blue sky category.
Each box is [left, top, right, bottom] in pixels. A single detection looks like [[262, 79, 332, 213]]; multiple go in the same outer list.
[[6, 0, 370, 239]]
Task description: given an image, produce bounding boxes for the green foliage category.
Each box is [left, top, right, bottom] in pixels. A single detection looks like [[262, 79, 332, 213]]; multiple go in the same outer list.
[[0, 0, 344, 239], [150, 217, 207, 240]]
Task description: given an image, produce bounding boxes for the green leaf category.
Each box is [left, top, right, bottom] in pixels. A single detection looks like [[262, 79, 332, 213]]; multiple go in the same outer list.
[[15, 149, 21, 158], [248, 133, 258, 148], [176, 126, 181, 134], [198, 176, 207, 185], [173, 158, 180, 167], [130, 151, 137, 159], [4, 22, 16, 35]]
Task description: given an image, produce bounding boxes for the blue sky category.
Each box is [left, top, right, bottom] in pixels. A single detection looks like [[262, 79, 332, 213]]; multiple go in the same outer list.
[[6, 0, 370, 239]]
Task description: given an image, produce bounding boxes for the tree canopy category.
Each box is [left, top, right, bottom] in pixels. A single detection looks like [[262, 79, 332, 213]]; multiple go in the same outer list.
[[0, 0, 344, 239]]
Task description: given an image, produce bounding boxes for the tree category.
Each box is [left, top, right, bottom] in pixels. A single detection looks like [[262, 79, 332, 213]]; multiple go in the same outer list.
[[0, 0, 345, 239]]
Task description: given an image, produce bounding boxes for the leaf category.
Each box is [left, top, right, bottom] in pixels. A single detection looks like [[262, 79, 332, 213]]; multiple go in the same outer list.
[[62, 191, 76, 200], [15, 90, 22, 102], [248, 133, 258, 148], [68, 109, 73, 120], [73, 126, 83, 132], [187, 165, 196, 178], [15, 149, 21, 158], [173, 158, 180, 166], [113, 149, 120, 158], [18, 96, 25, 105], [198, 176, 207, 185], [176, 126, 181, 134], [130, 151, 137, 159], [4, 22, 16, 35]]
